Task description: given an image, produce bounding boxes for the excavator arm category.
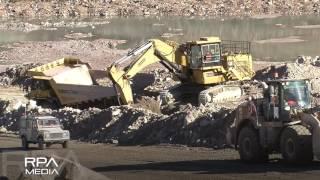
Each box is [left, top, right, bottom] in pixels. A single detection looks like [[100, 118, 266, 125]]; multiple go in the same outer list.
[[107, 39, 185, 104]]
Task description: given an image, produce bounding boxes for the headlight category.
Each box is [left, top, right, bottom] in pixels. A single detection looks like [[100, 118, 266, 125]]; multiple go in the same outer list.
[[63, 131, 69, 137]]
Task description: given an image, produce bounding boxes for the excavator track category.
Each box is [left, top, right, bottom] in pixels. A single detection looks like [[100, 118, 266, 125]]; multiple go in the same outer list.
[[160, 83, 243, 106], [198, 85, 242, 106]]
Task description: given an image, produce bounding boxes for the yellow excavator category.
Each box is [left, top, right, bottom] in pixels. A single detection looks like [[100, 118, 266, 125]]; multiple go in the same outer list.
[[107, 36, 255, 105]]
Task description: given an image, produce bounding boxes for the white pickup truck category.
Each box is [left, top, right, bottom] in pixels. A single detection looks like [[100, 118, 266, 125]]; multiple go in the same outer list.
[[19, 115, 70, 150]]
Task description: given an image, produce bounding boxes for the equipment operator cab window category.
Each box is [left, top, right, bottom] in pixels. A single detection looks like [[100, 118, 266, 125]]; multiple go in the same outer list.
[[190, 44, 221, 69]]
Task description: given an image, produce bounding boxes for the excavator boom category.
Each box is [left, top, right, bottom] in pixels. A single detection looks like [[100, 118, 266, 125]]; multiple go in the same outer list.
[[107, 39, 184, 104]]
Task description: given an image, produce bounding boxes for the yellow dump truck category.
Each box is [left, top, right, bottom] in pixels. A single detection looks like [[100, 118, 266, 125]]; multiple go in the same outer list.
[[27, 58, 117, 107]]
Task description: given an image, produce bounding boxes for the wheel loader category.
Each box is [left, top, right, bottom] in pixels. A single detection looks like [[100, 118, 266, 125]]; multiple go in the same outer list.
[[108, 36, 255, 105], [233, 79, 320, 162]]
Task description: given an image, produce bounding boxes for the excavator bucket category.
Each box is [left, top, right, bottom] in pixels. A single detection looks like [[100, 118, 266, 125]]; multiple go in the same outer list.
[[27, 58, 117, 106]]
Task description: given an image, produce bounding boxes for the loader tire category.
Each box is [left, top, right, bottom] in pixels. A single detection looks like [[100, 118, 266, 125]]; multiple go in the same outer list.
[[280, 125, 313, 163], [238, 126, 268, 162]]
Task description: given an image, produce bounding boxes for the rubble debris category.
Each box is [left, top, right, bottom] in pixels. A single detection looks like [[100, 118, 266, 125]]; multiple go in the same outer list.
[[254, 56, 320, 80], [0, 101, 25, 132], [0, 63, 41, 87], [132, 96, 161, 114], [0, 0, 319, 18], [144, 68, 179, 93], [0, 98, 237, 148]]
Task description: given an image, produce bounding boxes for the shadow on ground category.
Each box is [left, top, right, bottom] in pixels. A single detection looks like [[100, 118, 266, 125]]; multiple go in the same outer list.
[[92, 159, 320, 175]]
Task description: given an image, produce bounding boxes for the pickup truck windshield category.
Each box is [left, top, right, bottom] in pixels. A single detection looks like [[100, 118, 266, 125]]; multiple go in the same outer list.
[[37, 118, 60, 128]]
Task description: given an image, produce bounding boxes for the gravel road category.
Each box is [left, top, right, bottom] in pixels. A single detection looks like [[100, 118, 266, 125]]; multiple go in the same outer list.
[[0, 136, 320, 180]]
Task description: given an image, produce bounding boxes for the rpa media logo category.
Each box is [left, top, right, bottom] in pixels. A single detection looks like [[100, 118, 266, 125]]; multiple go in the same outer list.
[[24, 157, 59, 175]]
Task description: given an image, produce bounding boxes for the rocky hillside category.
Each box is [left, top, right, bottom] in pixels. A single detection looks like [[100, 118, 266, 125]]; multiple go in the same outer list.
[[0, 0, 319, 18]]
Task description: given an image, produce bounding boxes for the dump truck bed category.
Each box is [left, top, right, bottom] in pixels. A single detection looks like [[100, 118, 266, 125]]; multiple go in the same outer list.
[[27, 58, 116, 106]]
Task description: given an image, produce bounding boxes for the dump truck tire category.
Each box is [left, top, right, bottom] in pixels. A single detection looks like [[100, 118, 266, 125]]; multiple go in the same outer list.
[[21, 136, 29, 150], [280, 125, 313, 163], [238, 126, 268, 162]]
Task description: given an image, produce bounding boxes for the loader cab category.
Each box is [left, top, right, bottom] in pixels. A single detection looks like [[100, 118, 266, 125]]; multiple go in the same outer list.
[[263, 79, 311, 122], [188, 37, 222, 69]]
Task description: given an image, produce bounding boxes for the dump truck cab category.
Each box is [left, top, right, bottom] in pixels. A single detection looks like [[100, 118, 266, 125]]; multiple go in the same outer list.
[[233, 79, 320, 163], [19, 115, 70, 150]]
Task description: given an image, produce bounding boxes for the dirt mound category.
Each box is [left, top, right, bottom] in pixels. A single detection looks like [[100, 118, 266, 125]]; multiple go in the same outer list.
[[0, 101, 237, 148]]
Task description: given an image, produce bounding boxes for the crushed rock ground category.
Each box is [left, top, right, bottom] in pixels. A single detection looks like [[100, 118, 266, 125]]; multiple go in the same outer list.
[[1, 51, 320, 148]]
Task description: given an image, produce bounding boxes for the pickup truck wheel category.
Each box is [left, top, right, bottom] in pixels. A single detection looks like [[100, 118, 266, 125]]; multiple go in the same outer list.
[[21, 137, 29, 150], [62, 141, 69, 149], [280, 125, 313, 163], [238, 126, 268, 162], [38, 137, 45, 150]]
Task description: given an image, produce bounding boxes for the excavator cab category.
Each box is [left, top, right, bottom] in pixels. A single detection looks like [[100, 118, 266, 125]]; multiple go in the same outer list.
[[187, 37, 222, 69]]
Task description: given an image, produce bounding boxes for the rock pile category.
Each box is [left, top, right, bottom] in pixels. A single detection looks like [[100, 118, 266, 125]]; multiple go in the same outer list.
[[0, 99, 25, 132], [60, 103, 237, 148], [0, 98, 237, 148], [0, 63, 40, 87], [255, 56, 320, 80], [254, 55, 320, 104]]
